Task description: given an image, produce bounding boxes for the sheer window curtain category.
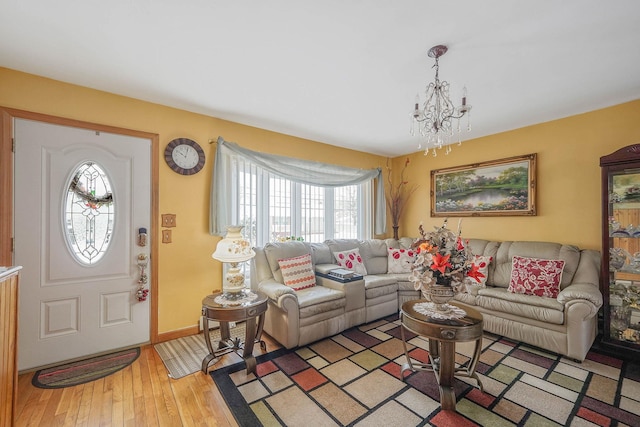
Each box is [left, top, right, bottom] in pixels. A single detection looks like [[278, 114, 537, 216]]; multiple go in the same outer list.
[[210, 136, 387, 236]]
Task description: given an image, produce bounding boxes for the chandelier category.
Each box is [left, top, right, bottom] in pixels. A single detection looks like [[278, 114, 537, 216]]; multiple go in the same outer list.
[[410, 45, 471, 156]]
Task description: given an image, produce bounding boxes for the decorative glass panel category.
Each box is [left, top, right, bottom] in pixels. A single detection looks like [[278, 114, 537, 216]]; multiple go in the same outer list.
[[64, 162, 114, 265]]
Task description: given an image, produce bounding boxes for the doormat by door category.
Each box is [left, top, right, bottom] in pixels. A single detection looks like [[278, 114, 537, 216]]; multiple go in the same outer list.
[[154, 322, 247, 379], [32, 347, 140, 389]]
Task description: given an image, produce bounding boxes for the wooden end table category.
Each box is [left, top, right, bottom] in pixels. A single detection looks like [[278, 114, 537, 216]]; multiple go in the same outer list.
[[400, 300, 483, 411], [201, 290, 268, 374]]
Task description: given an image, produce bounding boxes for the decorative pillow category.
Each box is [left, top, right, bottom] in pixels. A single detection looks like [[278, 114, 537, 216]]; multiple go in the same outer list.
[[333, 248, 368, 276], [471, 255, 492, 287], [278, 253, 316, 291], [387, 248, 416, 274], [507, 256, 565, 298]]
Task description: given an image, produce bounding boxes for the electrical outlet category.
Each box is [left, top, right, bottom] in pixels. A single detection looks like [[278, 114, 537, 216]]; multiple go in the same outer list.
[[162, 229, 172, 243], [162, 214, 176, 228]]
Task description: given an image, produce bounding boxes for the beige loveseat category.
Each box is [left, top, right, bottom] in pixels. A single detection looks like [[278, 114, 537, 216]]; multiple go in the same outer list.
[[251, 237, 602, 361]]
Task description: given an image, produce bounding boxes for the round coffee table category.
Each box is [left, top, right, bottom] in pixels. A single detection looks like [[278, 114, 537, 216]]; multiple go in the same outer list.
[[201, 290, 268, 374], [400, 300, 483, 411]]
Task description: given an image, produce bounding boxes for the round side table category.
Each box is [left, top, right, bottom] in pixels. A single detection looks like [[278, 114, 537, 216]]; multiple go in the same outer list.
[[400, 300, 483, 411], [201, 290, 268, 374]]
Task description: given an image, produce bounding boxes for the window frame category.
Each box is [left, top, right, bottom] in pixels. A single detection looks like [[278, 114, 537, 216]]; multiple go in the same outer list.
[[230, 160, 372, 247]]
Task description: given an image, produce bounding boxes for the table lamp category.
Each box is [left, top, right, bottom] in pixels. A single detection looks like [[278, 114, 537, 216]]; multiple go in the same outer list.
[[212, 225, 255, 299]]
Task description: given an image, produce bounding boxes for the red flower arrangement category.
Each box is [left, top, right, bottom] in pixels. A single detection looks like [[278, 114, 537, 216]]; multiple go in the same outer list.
[[409, 220, 484, 295]]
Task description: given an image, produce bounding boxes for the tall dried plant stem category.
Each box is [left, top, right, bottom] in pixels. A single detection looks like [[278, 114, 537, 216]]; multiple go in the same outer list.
[[386, 158, 418, 235]]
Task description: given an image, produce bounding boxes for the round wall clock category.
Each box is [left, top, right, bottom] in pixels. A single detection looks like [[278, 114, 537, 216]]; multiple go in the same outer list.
[[164, 138, 206, 175]]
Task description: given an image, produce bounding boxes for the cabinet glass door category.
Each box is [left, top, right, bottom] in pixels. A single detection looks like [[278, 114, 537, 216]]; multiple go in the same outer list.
[[606, 170, 640, 345]]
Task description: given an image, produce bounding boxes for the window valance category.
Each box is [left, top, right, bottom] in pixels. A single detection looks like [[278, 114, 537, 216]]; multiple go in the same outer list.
[[210, 136, 387, 236]]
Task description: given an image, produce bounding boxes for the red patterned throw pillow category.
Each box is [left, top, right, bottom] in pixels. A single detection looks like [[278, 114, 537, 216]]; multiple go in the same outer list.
[[508, 255, 565, 298], [333, 248, 368, 275], [387, 248, 416, 274], [278, 253, 316, 291]]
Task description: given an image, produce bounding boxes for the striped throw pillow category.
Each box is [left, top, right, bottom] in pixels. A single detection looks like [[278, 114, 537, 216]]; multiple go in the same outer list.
[[278, 253, 316, 291]]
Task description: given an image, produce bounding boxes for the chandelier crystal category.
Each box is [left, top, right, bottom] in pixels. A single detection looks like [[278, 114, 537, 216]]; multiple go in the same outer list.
[[410, 45, 471, 156]]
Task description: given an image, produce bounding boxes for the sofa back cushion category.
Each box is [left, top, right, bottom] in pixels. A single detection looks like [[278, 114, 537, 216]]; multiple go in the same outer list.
[[324, 239, 390, 275], [359, 240, 389, 274], [493, 241, 580, 289], [310, 242, 332, 265], [385, 237, 415, 250]]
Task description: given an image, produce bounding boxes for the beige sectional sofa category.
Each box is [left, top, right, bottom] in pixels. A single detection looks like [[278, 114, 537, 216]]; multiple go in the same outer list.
[[251, 237, 602, 361]]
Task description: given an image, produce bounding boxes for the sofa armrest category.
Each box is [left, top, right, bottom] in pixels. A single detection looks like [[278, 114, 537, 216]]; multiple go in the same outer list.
[[557, 283, 603, 308], [258, 279, 296, 301], [316, 275, 365, 312], [315, 263, 343, 276], [316, 275, 350, 292]]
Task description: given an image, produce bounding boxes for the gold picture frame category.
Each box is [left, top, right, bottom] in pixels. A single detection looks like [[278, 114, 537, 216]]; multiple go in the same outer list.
[[431, 153, 537, 217]]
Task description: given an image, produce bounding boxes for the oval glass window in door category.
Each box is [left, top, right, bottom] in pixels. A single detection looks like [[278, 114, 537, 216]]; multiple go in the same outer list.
[[64, 162, 115, 265]]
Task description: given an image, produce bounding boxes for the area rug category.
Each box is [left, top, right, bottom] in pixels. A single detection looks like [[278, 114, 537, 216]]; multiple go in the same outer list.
[[32, 347, 140, 389], [211, 314, 640, 426], [154, 322, 247, 379]]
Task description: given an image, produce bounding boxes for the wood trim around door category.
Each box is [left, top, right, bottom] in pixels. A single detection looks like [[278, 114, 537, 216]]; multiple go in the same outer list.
[[0, 107, 160, 343]]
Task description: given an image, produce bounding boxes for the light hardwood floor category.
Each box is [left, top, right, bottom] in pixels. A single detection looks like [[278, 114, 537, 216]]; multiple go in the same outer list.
[[15, 334, 281, 426]]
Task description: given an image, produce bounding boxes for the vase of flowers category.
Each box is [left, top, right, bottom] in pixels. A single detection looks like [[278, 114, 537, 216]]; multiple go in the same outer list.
[[409, 220, 484, 313]]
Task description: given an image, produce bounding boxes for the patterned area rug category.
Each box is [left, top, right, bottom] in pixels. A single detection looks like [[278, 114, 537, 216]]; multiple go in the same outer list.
[[32, 347, 140, 389], [211, 314, 640, 426], [154, 322, 247, 378]]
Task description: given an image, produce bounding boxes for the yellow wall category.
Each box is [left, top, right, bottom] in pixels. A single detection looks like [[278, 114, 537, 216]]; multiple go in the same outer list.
[[3, 66, 639, 334], [0, 67, 386, 334], [398, 100, 640, 251]]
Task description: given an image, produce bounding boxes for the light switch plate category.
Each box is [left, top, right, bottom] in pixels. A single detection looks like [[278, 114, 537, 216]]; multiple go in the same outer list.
[[162, 229, 172, 243], [162, 214, 177, 228]]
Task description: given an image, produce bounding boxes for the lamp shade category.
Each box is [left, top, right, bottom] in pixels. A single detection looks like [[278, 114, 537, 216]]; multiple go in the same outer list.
[[212, 226, 255, 263]]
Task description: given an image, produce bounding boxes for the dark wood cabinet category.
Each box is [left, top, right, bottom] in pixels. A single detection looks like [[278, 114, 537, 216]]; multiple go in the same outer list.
[[600, 144, 640, 356]]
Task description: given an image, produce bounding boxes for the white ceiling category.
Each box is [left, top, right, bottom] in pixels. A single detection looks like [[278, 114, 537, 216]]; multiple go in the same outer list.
[[1, 1, 640, 157]]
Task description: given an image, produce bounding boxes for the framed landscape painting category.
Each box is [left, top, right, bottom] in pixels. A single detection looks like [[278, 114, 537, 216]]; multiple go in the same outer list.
[[431, 153, 537, 217]]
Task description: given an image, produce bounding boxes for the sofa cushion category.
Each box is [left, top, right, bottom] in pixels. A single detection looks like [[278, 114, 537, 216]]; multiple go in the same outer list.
[[454, 291, 478, 306], [387, 276, 414, 294], [363, 275, 398, 299], [333, 248, 368, 275], [491, 241, 580, 289], [359, 239, 389, 274], [385, 237, 415, 250], [476, 287, 564, 325], [387, 248, 416, 274], [508, 256, 564, 298], [278, 253, 317, 291], [310, 242, 333, 265], [325, 239, 391, 275], [325, 239, 360, 254], [295, 286, 345, 308]]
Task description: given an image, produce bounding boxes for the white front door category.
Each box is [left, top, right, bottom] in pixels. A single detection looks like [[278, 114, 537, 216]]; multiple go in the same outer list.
[[14, 118, 151, 371]]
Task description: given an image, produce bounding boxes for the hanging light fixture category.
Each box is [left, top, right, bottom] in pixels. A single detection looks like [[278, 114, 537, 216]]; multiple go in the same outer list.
[[410, 45, 471, 156]]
